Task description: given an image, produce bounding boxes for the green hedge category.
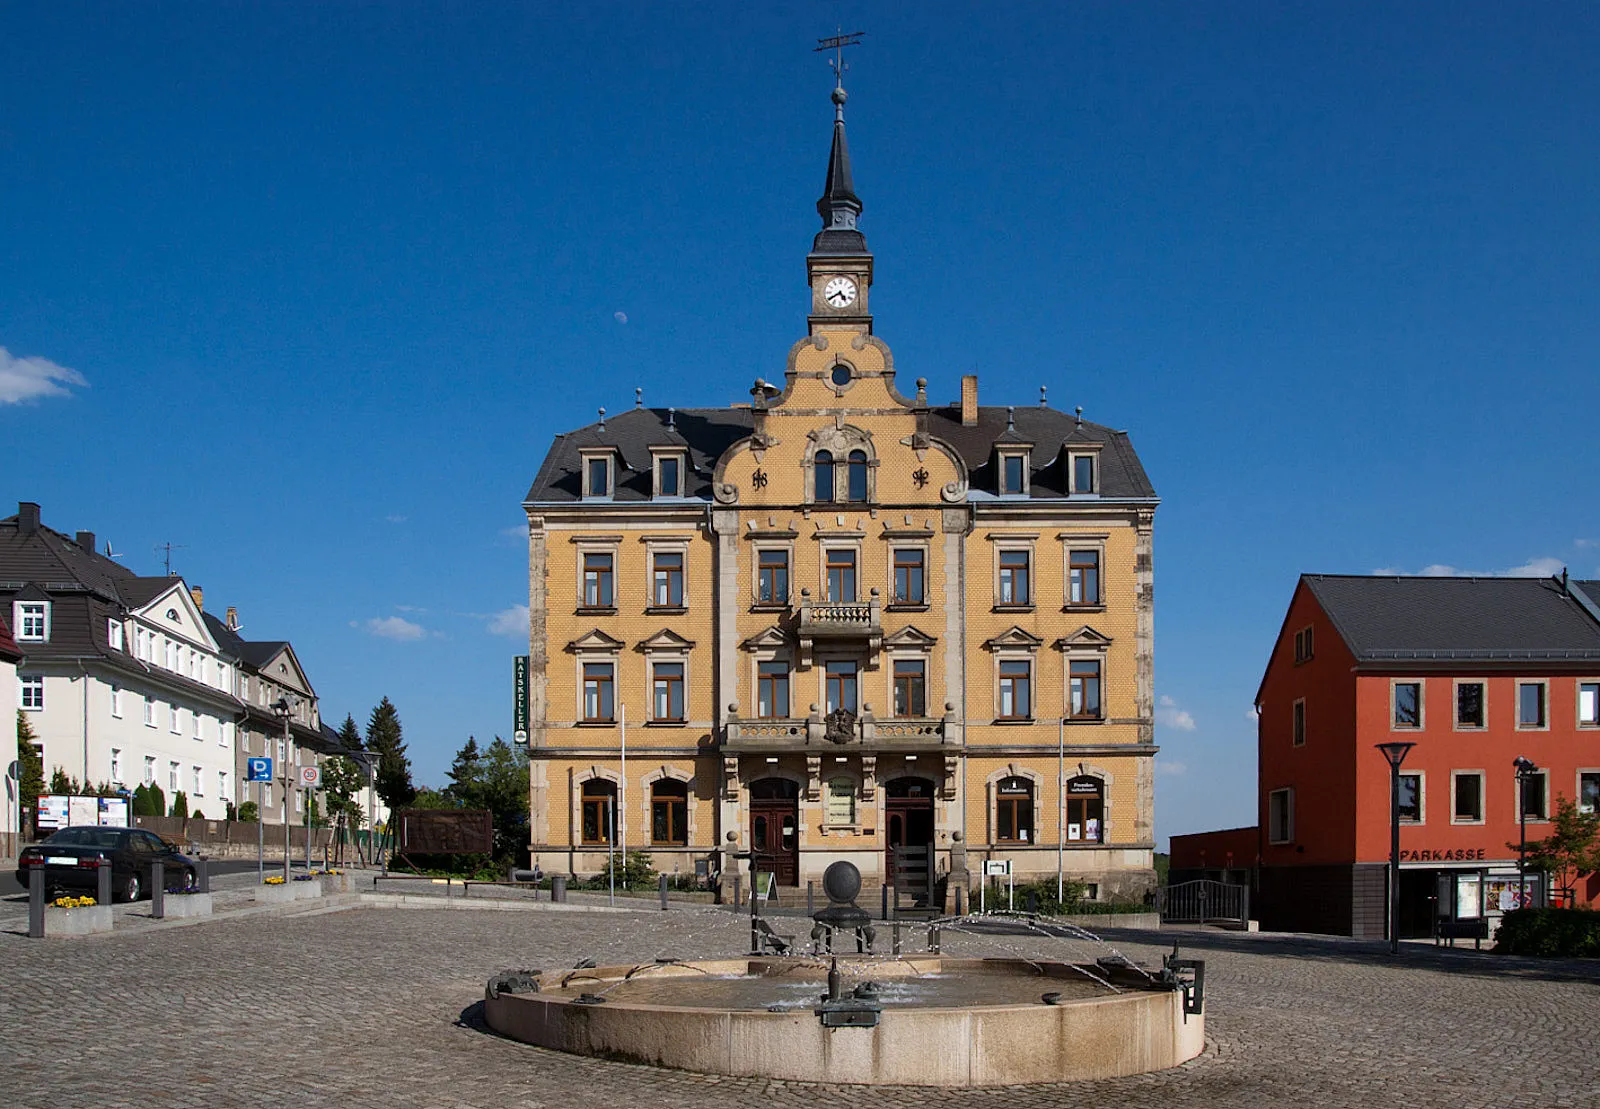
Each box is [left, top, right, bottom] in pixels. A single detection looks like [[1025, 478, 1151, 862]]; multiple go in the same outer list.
[[1494, 907, 1600, 957]]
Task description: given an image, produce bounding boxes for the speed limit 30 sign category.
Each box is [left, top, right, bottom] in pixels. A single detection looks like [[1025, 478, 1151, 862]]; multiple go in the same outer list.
[[299, 764, 322, 789]]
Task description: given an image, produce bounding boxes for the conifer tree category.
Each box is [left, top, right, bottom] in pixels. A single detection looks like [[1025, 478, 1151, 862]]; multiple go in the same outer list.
[[16, 711, 44, 835], [365, 696, 416, 810]]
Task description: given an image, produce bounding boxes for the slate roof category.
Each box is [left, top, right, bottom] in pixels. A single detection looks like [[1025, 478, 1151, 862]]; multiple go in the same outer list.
[[525, 403, 1155, 504], [1303, 574, 1600, 662]]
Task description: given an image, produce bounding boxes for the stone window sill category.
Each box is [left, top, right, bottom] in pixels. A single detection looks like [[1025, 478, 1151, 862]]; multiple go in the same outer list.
[[645, 605, 688, 616], [887, 602, 930, 612], [575, 606, 617, 617]]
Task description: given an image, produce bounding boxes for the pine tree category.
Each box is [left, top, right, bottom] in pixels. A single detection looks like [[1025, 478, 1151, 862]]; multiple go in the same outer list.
[[445, 736, 483, 805], [365, 696, 416, 810], [169, 790, 189, 818], [336, 713, 362, 751], [17, 711, 44, 837]]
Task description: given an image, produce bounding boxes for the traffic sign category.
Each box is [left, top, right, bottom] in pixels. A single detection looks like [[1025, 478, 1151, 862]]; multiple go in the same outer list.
[[246, 757, 273, 782], [299, 764, 322, 789]]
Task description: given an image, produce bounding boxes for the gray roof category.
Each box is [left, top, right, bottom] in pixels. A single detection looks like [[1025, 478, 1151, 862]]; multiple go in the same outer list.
[[525, 403, 1155, 504], [1303, 574, 1600, 662]]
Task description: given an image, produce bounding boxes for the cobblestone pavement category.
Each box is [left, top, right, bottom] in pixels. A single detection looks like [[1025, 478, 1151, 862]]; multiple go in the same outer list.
[[3, 895, 1597, 1108]]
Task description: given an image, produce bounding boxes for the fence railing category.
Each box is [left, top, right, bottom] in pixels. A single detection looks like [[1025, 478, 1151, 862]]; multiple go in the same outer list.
[[1156, 879, 1249, 925]]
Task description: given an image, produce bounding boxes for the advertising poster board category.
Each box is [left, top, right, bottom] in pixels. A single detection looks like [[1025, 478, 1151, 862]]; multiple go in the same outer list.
[[38, 795, 69, 829], [67, 795, 99, 827], [98, 797, 130, 828]]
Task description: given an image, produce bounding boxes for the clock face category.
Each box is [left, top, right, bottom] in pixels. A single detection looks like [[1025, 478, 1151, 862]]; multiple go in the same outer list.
[[823, 276, 858, 308]]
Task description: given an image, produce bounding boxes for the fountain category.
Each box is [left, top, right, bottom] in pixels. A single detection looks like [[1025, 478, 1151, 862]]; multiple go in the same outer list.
[[481, 863, 1204, 1087]]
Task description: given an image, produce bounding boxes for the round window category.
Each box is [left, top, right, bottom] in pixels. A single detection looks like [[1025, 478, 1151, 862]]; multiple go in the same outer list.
[[830, 365, 852, 387]]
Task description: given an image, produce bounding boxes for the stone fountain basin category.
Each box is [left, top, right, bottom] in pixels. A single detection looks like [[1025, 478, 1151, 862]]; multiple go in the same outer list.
[[483, 957, 1204, 1087]]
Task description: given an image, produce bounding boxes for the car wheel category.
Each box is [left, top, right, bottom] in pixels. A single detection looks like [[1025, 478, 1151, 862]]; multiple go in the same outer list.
[[183, 868, 196, 891], [121, 871, 143, 903]]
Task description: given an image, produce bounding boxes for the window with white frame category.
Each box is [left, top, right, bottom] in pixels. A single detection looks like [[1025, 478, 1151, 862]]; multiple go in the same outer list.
[[108, 620, 123, 651], [1517, 681, 1548, 728], [221, 720, 232, 748], [15, 601, 48, 641], [168, 762, 180, 792], [170, 704, 180, 733], [110, 684, 122, 718], [192, 766, 203, 795], [1268, 787, 1294, 843], [1578, 682, 1599, 728], [110, 749, 122, 783], [144, 697, 156, 727], [1398, 773, 1422, 822], [1392, 681, 1422, 729], [20, 674, 43, 711], [194, 711, 203, 741], [144, 756, 156, 783], [219, 770, 228, 801]]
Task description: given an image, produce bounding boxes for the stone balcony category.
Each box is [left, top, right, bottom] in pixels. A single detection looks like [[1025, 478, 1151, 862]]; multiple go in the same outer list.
[[723, 705, 960, 754], [796, 589, 881, 666]]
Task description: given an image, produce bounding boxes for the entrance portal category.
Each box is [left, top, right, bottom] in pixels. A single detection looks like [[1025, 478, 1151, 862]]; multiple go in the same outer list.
[[885, 777, 935, 901], [749, 778, 800, 886]]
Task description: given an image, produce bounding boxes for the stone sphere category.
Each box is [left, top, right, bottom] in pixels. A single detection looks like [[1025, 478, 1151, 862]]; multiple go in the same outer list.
[[832, 86, 848, 106], [822, 861, 862, 904]]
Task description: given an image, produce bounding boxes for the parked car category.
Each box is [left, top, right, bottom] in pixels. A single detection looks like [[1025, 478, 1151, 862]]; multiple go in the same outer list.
[[15, 826, 198, 902]]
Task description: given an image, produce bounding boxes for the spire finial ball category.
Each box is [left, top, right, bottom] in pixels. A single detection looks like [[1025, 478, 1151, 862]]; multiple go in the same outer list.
[[832, 86, 848, 106]]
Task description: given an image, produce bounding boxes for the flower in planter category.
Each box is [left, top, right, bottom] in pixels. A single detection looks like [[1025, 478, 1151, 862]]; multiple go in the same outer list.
[[292, 874, 313, 882], [263, 876, 287, 885], [51, 895, 97, 909]]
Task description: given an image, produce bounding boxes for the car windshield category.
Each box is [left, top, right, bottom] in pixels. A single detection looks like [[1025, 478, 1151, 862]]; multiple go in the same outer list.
[[44, 828, 124, 850]]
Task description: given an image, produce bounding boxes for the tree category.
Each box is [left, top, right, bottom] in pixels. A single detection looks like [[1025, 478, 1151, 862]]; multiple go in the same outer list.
[[238, 800, 259, 823], [168, 790, 189, 818], [1515, 796, 1600, 901], [438, 734, 529, 864], [365, 697, 416, 810], [49, 767, 80, 795], [445, 736, 483, 804], [336, 713, 362, 751], [17, 712, 44, 834]]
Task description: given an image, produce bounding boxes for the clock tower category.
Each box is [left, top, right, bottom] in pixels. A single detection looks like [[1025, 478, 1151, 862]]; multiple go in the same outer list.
[[807, 83, 874, 335]]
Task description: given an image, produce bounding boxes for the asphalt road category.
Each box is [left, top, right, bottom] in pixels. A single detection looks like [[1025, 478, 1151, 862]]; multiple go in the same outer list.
[[0, 856, 295, 898]]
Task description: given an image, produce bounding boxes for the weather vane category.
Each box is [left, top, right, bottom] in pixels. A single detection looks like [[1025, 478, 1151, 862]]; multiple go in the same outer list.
[[814, 28, 865, 90]]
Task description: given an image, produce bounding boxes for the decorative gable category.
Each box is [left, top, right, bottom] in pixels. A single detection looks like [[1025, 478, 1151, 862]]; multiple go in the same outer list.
[[638, 627, 696, 652], [132, 581, 219, 650], [883, 625, 938, 649], [740, 625, 793, 652], [1054, 625, 1113, 651], [982, 626, 1044, 651], [567, 628, 625, 653]]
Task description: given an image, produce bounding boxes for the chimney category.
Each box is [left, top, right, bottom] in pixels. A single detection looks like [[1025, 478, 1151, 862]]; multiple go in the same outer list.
[[76, 530, 96, 553], [226, 606, 239, 631], [190, 586, 203, 611], [961, 375, 979, 427], [18, 501, 40, 536]]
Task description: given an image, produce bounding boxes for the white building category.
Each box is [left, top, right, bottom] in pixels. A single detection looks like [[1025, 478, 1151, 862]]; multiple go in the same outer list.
[[1, 613, 22, 859]]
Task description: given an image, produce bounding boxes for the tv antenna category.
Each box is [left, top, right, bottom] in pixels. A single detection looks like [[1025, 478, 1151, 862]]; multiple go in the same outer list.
[[814, 29, 865, 88], [155, 542, 187, 576], [103, 541, 125, 561]]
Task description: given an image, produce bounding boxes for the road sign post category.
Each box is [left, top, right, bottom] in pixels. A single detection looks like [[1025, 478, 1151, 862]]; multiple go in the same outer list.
[[247, 757, 273, 883], [299, 765, 321, 873]]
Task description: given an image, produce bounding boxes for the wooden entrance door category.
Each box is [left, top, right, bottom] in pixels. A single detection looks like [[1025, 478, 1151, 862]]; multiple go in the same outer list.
[[749, 778, 800, 886], [884, 777, 935, 898]]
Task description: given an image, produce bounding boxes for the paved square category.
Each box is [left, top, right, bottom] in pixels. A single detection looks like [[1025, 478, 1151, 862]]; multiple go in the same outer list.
[[3, 886, 1597, 1108]]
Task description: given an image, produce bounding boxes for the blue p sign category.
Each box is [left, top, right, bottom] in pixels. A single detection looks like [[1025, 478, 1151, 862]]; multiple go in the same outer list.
[[246, 757, 273, 783]]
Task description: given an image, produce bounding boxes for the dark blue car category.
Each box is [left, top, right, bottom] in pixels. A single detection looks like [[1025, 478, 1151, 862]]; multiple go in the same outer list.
[[16, 826, 197, 902]]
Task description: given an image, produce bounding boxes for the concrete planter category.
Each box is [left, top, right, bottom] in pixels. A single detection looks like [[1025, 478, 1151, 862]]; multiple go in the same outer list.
[[292, 880, 325, 900], [45, 905, 114, 936], [256, 881, 323, 904], [160, 893, 213, 919], [319, 873, 353, 894]]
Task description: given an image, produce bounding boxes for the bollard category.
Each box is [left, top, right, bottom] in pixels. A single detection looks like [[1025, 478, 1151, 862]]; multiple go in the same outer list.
[[28, 865, 45, 938], [954, 885, 964, 916], [97, 856, 112, 905], [888, 883, 897, 922], [1026, 891, 1038, 915], [197, 858, 210, 894], [551, 875, 567, 903], [732, 874, 742, 910], [807, 880, 815, 916], [881, 882, 889, 921], [151, 861, 165, 919], [658, 873, 669, 911]]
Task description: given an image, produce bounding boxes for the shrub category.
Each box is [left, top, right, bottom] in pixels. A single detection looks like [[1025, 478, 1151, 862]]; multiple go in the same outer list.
[[1494, 907, 1600, 957], [237, 801, 259, 823]]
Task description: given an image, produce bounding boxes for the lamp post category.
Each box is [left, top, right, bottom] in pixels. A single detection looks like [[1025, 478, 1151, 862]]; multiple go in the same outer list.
[[1513, 756, 1538, 910], [273, 698, 294, 883], [1376, 741, 1416, 955]]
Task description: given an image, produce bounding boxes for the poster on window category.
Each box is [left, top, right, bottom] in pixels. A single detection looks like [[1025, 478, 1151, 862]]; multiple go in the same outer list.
[[1085, 818, 1100, 841], [1067, 822, 1081, 841]]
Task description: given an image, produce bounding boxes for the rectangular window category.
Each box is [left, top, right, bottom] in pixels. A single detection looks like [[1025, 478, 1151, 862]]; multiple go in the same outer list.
[[16, 601, 47, 641], [1456, 682, 1486, 729], [757, 662, 790, 718], [20, 675, 43, 711], [1397, 773, 1422, 822], [1518, 682, 1547, 728], [998, 659, 1032, 720], [194, 712, 203, 741], [1392, 682, 1422, 729], [1002, 454, 1025, 495], [652, 662, 685, 722], [998, 550, 1031, 605], [825, 549, 857, 603], [582, 552, 614, 607], [1580, 772, 1600, 815], [585, 457, 610, 497], [109, 684, 122, 718], [1268, 788, 1294, 844], [168, 762, 180, 792], [652, 552, 684, 607], [658, 455, 680, 497], [170, 705, 180, 734], [825, 778, 856, 825], [193, 766, 203, 795], [892, 548, 925, 604], [219, 771, 228, 801], [996, 780, 1034, 843], [1581, 683, 1600, 727], [1521, 771, 1548, 820], [757, 549, 789, 604], [110, 749, 122, 783], [1293, 626, 1314, 663], [582, 662, 615, 722], [143, 756, 155, 784], [651, 782, 688, 845], [1072, 454, 1096, 494], [1292, 699, 1306, 747], [1068, 549, 1101, 606], [581, 783, 615, 845], [108, 620, 123, 651], [825, 661, 858, 714], [893, 659, 927, 717], [144, 697, 156, 727], [1454, 773, 1484, 822], [1069, 659, 1102, 719]]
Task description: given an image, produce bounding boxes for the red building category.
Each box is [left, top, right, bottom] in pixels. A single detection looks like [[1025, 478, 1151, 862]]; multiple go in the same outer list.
[[1251, 574, 1600, 938]]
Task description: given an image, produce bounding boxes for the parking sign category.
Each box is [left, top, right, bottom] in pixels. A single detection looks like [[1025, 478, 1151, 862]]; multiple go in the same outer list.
[[246, 757, 273, 782]]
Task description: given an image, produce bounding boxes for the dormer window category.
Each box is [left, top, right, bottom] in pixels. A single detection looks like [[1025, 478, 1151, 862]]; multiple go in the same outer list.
[[651, 448, 686, 499], [1070, 451, 1098, 495], [580, 450, 616, 499], [998, 450, 1029, 496], [814, 451, 836, 503], [15, 601, 49, 642]]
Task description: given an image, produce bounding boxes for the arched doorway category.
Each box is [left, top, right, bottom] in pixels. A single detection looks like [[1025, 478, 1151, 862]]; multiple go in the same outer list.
[[884, 776, 935, 900], [748, 778, 799, 886]]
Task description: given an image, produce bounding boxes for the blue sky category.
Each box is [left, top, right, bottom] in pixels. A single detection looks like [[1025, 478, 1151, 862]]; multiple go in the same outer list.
[[4, 4, 1597, 846]]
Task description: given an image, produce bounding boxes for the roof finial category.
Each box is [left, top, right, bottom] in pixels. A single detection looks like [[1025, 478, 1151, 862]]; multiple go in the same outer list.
[[812, 31, 866, 241], [598, 406, 606, 431], [634, 387, 643, 409], [667, 407, 676, 429], [1074, 405, 1083, 429], [1006, 405, 1015, 432], [1039, 385, 1048, 408]]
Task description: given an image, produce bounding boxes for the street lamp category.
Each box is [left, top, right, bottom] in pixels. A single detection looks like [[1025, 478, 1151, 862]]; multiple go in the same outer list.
[[1513, 756, 1538, 910], [1376, 741, 1416, 955], [273, 698, 294, 883]]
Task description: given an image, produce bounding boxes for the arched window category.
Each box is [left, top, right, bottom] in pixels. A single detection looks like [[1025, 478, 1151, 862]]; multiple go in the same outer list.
[[814, 451, 835, 502], [581, 779, 616, 845], [1066, 776, 1104, 843], [825, 777, 856, 824], [996, 776, 1034, 844], [651, 779, 688, 845], [846, 450, 868, 502]]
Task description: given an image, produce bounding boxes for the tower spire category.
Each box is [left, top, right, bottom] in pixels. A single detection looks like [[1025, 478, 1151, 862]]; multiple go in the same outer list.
[[812, 31, 866, 252]]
